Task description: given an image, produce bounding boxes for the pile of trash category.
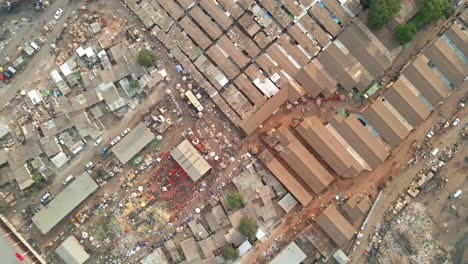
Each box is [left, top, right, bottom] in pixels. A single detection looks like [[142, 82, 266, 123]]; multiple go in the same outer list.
[[377, 203, 451, 264]]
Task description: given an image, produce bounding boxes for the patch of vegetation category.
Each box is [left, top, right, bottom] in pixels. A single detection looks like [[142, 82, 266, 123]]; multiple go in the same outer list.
[[129, 79, 139, 89], [238, 217, 258, 240], [394, 23, 417, 44], [227, 191, 243, 209], [137, 50, 157, 67], [367, 0, 401, 30], [409, 0, 454, 29], [221, 245, 239, 260], [0, 200, 10, 213]]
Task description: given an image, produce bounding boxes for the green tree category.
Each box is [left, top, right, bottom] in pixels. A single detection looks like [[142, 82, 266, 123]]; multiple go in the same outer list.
[[238, 217, 258, 240], [367, 0, 401, 30], [227, 192, 243, 209], [129, 79, 139, 89], [221, 245, 239, 260], [0, 201, 10, 213], [137, 50, 157, 67], [421, 0, 453, 23], [394, 23, 417, 44], [32, 173, 44, 184]]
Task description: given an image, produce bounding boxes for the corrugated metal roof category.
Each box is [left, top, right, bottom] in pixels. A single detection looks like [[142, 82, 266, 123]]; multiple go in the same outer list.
[[32, 172, 98, 233], [112, 122, 155, 164], [171, 139, 211, 182]]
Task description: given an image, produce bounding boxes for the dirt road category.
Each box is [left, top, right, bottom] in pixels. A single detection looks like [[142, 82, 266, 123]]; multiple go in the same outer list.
[[0, 0, 81, 105], [242, 83, 467, 263]]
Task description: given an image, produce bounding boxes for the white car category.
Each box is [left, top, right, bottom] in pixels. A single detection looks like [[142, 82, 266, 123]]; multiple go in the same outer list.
[[426, 129, 435, 139], [120, 128, 131, 137], [110, 136, 122, 146], [94, 136, 103, 146], [62, 175, 75, 185], [450, 118, 460, 127], [54, 9, 63, 20]]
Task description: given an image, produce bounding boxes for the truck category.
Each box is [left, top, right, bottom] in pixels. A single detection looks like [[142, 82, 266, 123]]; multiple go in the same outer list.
[[449, 189, 462, 199]]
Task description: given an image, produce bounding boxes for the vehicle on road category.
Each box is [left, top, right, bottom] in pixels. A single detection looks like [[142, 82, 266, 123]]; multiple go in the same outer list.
[[84, 161, 94, 172], [62, 175, 75, 185], [450, 117, 460, 127], [6, 66, 17, 74], [94, 136, 103, 146], [29, 41, 40, 51], [54, 8, 63, 20], [430, 148, 439, 157], [426, 128, 435, 139], [15, 253, 24, 261], [40, 192, 53, 206], [100, 146, 108, 155], [449, 189, 462, 199], [120, 128, 131, 137], [110, 136, 121, 146]]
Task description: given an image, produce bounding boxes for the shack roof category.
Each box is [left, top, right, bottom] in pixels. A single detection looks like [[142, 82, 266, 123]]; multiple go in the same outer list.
[[445, 24, 468, 55], [383, 78, 431, 127], [240, 80, 305, 135], [258, 149, 313, 206], [425, 37, 467, 86], [171, 139, 211, 182], [296, 117, 363, 177], [402, 55, 449, 106], [32, 172, 98, 234], [55, 236, 90, 264], [273, 126, 334, 194], [12, 165, 33, 191], [362, 98, 412, 147], [342, 196, 371, 222], [112, 122, 155, 164], [337, 22, 392, 78], [180, 237, 201, 262], [141, 248, 169, 264], [329, 114, 389, 169], [270, 241, 307, 264], [315, 205, 356, 247]]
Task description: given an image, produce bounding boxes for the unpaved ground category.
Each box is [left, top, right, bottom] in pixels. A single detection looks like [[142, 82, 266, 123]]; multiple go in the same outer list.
[[350, 86, 467, 263]]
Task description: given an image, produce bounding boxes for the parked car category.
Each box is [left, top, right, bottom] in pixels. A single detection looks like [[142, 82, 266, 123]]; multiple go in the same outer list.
[[54, 8, 63, 20], [100, 146, 108, 155], [120, 128, 131, 137], [110, 136, 121, 146], [430, 148, 439, 157], [94, 136, 103, 146], [6, 66, 17, 74], [3, 71, 12, 79], [40, 192, 53, 206], [449, 189, 462, 199], [84, 161, 94, 171], [15, 253, 24, 261], [450, 118, 460, 127], [29, 41, 40, 51], [426, 129, 435, 139], [62, 175, 75, 185]]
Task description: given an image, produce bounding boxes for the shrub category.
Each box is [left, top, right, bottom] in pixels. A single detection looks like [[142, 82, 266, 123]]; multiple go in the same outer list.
[[238, 217, 258, 240], [227, 192, 243, 209], [221, 245, 239, 260], [394, 23, 417, 44], [137, 50, 157, 67]]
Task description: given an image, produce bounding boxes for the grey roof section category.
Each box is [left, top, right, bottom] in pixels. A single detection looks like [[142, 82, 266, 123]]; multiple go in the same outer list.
[[32, 172, 98, 234], [171, 139, 212, 182], [270, 241, 307, 264], [112, 122, 155, 164], [55, 236, 90, 264], [180, 237, 201, 263], [338, 22, 392, 79], [141, 248, 169, 264], [425, 37, 467, 86], [402, 55, 449, 106]]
